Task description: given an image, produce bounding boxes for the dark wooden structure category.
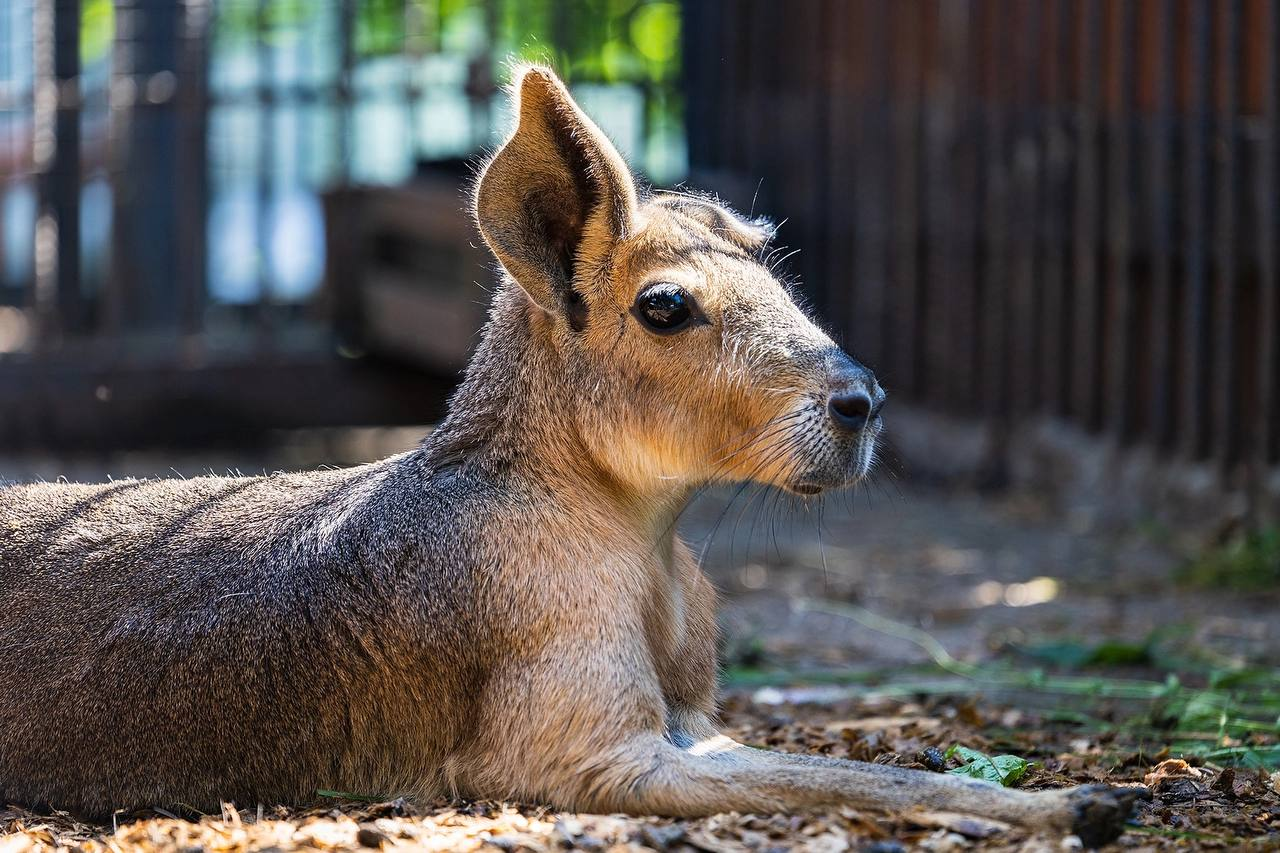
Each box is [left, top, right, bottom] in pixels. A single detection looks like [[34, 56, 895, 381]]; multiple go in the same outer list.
[[684, 0, 1279, 513]]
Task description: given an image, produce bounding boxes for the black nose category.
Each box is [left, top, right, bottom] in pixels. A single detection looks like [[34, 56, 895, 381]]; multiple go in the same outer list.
[[828, 390, 875, 432]]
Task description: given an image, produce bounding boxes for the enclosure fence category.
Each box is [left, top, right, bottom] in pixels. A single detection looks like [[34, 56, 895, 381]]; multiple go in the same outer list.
[[0, 0, 682, 445], [685, 0, 1279, 508]]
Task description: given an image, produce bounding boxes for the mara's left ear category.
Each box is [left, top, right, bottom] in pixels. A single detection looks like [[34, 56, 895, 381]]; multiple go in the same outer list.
[[474, 65, 639, 321]]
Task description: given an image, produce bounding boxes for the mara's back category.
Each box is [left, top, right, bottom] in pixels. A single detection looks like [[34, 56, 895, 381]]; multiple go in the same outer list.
[[0, 454, 487, 815]]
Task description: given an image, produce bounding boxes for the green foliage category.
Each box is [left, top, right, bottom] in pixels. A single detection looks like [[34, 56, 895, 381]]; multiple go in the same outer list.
[[355, 0, 407, 57], [630, 3, 678, 64], [1179, 526, 1280, 592], [944, 746, 1031, 787], [1020, 638, 1152, 669], [494, 0, 680, 84], [205, 0, 681, 85], [784, 601, 1280, 771], [213, 0, 315, 47], [80, 0, 114, 65]]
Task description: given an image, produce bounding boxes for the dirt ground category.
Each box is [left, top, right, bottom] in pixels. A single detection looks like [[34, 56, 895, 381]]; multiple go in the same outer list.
[[2, 692, 1275, 851], [2, 429, 1278, 850]]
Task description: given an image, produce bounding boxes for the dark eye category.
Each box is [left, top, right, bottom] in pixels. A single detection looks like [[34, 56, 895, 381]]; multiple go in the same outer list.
[[634, 285, 695, 334]]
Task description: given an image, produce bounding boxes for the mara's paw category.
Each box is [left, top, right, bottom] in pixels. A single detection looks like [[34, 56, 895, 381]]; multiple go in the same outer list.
[[1067, 784, 1151, 847]]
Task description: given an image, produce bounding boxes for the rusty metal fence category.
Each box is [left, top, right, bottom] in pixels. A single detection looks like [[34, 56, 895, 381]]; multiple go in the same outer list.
[[685, 0, 1279, 503]]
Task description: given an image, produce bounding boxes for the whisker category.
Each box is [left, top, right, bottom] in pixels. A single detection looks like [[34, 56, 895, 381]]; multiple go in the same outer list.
[[671, 427, 807, 565], [713, 436, 806, 566]]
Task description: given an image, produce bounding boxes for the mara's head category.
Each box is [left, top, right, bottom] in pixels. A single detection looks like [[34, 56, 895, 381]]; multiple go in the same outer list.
[[473, 66, 884, 498]]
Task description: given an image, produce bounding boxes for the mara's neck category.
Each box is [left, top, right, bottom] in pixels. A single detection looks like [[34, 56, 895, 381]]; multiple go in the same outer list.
[[422, 285, 690, 535]]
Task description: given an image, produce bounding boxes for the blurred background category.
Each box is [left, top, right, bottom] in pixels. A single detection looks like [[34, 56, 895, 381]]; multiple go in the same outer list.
[[0, 0, 684, 445], [0, 0, 1278, 753]]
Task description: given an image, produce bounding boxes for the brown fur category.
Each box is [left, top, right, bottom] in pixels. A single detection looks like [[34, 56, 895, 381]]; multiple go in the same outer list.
[[0, 66, 1142, 845]]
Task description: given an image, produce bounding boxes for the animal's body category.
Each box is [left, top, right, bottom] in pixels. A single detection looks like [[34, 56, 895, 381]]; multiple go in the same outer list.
[[0, 66, 1142, 845]]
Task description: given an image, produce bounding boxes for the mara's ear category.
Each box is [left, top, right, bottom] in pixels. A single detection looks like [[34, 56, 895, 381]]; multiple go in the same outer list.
[[653, 194, 775, 254], [475, 65, 639, 319]]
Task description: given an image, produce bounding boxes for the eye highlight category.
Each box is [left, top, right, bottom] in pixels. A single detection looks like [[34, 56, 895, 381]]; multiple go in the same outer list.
[[633, 284, 697, 334]]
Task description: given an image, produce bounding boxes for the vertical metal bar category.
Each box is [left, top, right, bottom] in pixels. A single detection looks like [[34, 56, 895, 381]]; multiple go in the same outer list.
[[1180, 1, 1211, 460], [1010, 0, 1042, 415], [337, 0, 355, 182], [744, 0, 775, 209], [964, 0, 991, 418], [959, 0, 983, 415], [1039, 0, 1071, 417], [1262, 0, 1280, 468], [30, 0, 50, 328], [1147, 0, 1176, 449], [177, 0, 210, 344], [717, 0, 741, 174], [1104, 0, 1135, 442], [479, 0, 498, 148], [853, 0, 891, 372], [104, 0, 131, 336], [725, 0, 751, 174], [795, 0, 826, 314], [824, 0, 854, 347], [935, 0, 974, 412], [922, 0, 947, 406], [33, 0, 82, 341], [1071, 0, 1101, 427], [404, 0, 422, 169], [255, 0, 274, 345], [983, 0, 1011, 424], [681, 0, 712, 172], [892, 3, 922, 396], [108, 0, 181, 332], [1211, 0, 1241, 467], [0, 1, 9, 301], [706, 0, 727, 172], [0, 2, 8, 298]]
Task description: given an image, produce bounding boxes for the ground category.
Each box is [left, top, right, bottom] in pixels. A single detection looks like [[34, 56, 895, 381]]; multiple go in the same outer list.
[[2, 429, 1277, 850]]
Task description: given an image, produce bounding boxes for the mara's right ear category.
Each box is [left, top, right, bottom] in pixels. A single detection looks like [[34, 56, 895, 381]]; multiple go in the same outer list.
[[474, 65, 639, 320], [653, 193, 775, 254]]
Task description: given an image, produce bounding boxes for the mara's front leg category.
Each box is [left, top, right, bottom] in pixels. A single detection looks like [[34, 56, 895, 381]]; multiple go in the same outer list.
[[665, 710, 1147, 846], [452, 641, 1146, 848]]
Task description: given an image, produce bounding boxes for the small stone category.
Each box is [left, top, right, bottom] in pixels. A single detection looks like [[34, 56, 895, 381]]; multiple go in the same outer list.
[[861, 842, 906, 853], [356, 826, 389, 848], [917, 830, 970, 852], [639, 824, 686, 849], [1211, 768, 1236, 797]]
